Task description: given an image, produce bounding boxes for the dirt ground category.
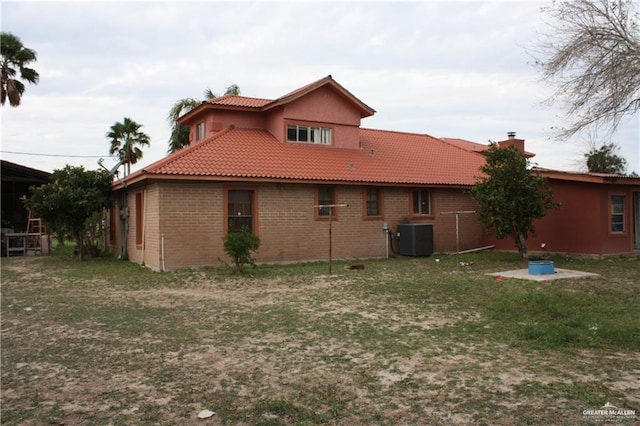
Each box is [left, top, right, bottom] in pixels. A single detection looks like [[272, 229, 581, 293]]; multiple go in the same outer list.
[[1, 256, 638, 425]]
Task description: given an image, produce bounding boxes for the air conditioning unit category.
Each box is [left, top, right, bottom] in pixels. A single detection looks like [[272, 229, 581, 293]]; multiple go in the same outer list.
[[397, 223, 433, 256]]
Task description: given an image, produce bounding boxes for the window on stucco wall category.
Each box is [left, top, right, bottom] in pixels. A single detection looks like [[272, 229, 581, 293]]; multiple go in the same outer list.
[[611, 195, 625, 233], [196, 122, 205, 140], [287, 125, 332, 145]]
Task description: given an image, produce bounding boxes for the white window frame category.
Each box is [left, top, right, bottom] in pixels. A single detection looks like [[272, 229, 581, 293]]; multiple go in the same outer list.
[[287, 125, 332, 145], [611, 195, 625, 233], [196, 122, 205, 140]]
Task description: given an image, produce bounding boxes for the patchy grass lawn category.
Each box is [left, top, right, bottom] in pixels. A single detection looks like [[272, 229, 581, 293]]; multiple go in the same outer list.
[[1, 247, 639, 425]]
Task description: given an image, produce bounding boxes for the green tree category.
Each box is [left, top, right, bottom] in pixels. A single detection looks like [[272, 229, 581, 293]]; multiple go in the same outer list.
[[223, 227, 260, 274], [167, 84, 240, 153], [584, 143, 628, 174], [24, 165, 113, 261], [536, 0, 640, 139], [0, 32, 40, 107], [470, 144, 559, 262], [106, 117, 151, 176]]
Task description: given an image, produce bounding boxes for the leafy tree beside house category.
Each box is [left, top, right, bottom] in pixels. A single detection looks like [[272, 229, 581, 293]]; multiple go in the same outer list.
[[0, 32, 40, 107], [470, 144, 559, 262], [106, 117, 151, 176], [584, 143, 628, 174], [24, 166, 113, 261], [167, 84, 241, 153]]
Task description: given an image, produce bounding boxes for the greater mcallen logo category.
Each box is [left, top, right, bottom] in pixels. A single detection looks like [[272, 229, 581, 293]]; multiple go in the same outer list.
[[583, 402, 636, 422]]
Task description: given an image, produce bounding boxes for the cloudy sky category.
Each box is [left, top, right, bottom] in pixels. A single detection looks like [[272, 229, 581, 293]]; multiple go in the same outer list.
[[2, 1, 638, 174]]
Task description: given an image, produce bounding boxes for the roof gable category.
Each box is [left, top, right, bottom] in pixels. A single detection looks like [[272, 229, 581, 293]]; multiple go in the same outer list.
[[265, 75, 375, 118], [178, 75, 375, 124]]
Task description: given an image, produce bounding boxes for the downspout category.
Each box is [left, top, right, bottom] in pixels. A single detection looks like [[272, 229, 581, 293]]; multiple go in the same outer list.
[[161, 233, 166, 272]]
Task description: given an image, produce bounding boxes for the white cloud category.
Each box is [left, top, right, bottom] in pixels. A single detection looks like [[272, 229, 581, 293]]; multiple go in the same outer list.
[[1, 1, 638, 175]]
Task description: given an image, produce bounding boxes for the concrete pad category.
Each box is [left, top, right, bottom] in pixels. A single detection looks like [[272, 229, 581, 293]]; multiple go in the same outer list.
[[487, 268, 599, 282]]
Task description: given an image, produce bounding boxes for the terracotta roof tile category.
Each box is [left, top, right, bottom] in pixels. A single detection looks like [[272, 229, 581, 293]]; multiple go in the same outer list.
[[441, 137, 488, 153], [139, 127, 486, 186], [205, 95, 272, 108]]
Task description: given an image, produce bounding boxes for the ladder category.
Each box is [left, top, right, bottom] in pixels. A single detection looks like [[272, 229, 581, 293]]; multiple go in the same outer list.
[[26, 212, 47, 255]]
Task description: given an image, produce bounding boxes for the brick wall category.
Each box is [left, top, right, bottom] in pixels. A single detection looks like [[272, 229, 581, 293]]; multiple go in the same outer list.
[[110, 181, 483, 270]]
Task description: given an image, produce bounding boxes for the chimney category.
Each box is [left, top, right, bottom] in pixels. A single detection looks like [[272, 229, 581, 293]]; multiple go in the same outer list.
[[497, 131, 526, 154]]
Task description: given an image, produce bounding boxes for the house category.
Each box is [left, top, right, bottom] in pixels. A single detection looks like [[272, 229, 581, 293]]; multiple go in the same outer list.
[[108, 76, 488, 270], [483, 168, 640, 257], [444, 136, 640, 257]]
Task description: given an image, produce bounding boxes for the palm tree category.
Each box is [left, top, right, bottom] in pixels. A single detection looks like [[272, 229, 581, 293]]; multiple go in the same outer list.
[[167, 84, 240, 154], [106, 117, 151, 176], [1, 32, 40, 107]]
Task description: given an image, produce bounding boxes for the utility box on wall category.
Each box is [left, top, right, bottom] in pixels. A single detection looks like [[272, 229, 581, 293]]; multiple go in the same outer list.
[[397, 223, 434, 256]]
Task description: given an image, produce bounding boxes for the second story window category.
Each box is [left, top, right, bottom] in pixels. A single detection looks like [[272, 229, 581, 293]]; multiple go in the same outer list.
[[196, 122, 205, 140], [287, 125, 332, 145]]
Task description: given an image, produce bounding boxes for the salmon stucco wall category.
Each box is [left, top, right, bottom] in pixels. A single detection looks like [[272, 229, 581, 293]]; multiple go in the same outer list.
[[283, 87, 363, 150], [483, 180, 638, 256]]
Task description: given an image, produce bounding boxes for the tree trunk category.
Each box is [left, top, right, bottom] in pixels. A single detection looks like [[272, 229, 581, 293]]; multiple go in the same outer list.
[[80, 237, 85, 261], [515, 232, 528, 262], [74, 232, 84, 261]]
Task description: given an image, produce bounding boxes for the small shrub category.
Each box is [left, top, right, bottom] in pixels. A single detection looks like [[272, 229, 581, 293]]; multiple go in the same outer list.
[[223, 228, 260, 274]]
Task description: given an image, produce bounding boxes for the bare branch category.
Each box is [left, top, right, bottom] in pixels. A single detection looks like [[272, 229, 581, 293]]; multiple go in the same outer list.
[[535, 0, 640, 139]]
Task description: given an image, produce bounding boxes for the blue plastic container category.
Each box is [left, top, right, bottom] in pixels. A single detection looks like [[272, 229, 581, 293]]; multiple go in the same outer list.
[[528, 260, 555, 275]]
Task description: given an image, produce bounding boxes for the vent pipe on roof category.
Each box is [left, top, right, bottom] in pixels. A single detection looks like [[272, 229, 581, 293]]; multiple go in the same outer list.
[[507, 131, 516, 139]]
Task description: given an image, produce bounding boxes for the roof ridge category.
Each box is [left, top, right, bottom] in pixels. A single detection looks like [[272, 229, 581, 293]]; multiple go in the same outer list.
[[360, 127, 440, 140], [206, 94, 273, 104]]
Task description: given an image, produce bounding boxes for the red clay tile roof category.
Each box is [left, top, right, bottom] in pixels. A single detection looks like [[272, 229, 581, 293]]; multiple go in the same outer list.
[[124, 127, 486, 187], [441, 137, 536, 158], [441, 137, 488, 153], [179, 76, 375, 124], [205, 95, 272, 108]]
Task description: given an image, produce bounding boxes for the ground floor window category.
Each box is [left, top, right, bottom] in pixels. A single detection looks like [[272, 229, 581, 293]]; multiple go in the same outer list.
[[227, 189, 255, 233], [365, 187, 382, 218], [611, 194, 625, 233], [411, 189, 431, 215], [316, 186, 336, 219]]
